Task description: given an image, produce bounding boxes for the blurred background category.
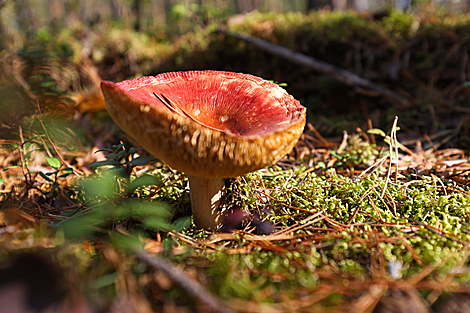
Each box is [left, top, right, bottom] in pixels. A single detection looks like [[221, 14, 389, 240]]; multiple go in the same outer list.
[[1, 0, 470, 148]]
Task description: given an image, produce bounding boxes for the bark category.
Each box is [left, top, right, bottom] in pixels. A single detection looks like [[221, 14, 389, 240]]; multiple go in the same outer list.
[[132, 0, 141, 31], [306, 0, 333, 12]]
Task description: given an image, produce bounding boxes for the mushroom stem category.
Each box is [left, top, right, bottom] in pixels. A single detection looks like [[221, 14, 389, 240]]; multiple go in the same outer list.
[[187, 174, 225, 229]]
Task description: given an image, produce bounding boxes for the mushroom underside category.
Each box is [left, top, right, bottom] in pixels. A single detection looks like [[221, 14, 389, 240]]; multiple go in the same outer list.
[[101, 71, 307, 229]]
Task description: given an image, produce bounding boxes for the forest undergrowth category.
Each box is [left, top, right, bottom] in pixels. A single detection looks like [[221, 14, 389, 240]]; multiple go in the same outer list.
[[2, 7, 470, 313], [1, 115, 470, 312]]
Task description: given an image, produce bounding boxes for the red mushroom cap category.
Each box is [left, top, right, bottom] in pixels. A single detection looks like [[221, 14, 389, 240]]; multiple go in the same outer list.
[[101, 71, 306, 178]]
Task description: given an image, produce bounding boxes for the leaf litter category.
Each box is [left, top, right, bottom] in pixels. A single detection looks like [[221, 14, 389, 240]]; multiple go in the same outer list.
[[1, 113, 470, 312]]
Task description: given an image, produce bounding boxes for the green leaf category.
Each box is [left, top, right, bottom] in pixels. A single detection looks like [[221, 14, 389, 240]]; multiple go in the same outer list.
[[383, 137, 400, 147], [24, 143, 35, 150], [46, 157, 61, 169], [78, 172, 117, 200], [268, 80, 288, 87], [109, 232, 143, 252], [94, 148, 114, 153], [367, 129, 386, 137], [22, 134, 46, 144], [124, 199, 172, 219], [173, 217, 190, 231], [129, 147, 144, 154], [90, 160, 122, 169], [60, 210, 105, 239], [123, 141, 133, 153], [0, 178, 5, 183], [112, 143, 125, 150], [39, 171, 54, 182], [108, 167, 128, 177], [163, 238, 173, 255], [105, 153, 118, 160], [40, 81, 54, 87], [92, 273, 117, 289], [43, 91, 60, 96], [128, 174, 161, 193], [3, 165, 21, 171], [59, 167, 74, 177], [24, 149, 40, 160], [144, 217, 172, 231], [127, 155, 152, 166], [51, 182, 60, 191], [106, 150, 127, 160]]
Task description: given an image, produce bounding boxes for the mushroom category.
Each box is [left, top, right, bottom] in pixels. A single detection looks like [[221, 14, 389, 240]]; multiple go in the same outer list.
[[101, 71, 306, 229]]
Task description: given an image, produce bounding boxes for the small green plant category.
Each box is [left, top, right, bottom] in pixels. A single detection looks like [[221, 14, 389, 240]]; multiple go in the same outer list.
[[2, 133, 74, 195], [367, 127, 401, 146], [61, 141, 189, 241], [91, 141, 161, 196], [268, 80, 288, 87], [38, 157, 73, 192], [335, 134, 380, 168], [91, 141, 152, 177], [3, 134, 44, 181]]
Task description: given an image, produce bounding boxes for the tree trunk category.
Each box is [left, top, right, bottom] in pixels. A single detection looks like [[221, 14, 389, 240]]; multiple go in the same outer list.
[[306, 0, 333, 12], [109, 0, 122, 20], [132, 0, 141, 31], [236, 0, 257, 13], [48, 0, 65, 29], [14, 0, 37, 38]]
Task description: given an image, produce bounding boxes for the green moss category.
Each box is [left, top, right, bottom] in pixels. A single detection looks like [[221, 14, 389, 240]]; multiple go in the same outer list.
[[146, 156, 470, 303]]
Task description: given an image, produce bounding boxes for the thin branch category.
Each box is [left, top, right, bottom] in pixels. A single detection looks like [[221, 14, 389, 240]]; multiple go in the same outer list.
[[218, 28, 409, 105], [137, 251, 233, 313], [392, 117, 399, 184], [381, 116, 399, 198], [336, 131, 348, 154], [35, 102, 78, 176]]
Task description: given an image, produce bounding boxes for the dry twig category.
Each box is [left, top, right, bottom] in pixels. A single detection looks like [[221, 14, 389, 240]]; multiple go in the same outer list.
[[218, 28, 409, 105], [137, 251, 233, 313]]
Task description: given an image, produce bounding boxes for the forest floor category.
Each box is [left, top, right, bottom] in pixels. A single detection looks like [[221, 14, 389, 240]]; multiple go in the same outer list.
[[1, 114, 470, 312], [2, 9, 470, 313]]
